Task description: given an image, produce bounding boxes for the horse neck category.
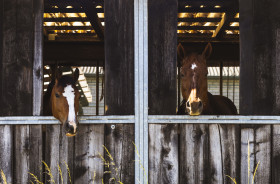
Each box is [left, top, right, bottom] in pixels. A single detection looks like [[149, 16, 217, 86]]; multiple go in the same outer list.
[[202, 91, 214, 115], [43, 79, 55, 115]]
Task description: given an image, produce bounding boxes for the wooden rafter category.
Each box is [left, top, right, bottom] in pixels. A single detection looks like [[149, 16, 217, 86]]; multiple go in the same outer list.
[[212, 1, 239, 38], [44, 7, 103, 13], [75, 0, 104, 40]]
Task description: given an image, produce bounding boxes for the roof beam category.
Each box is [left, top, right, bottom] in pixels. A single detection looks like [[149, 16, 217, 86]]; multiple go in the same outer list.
[[44, 17, 105, 22], [75, 0, 104, 40], [212, 1, 238, 38], [178, 7, 227, 13], [44, 7, 103, 13]]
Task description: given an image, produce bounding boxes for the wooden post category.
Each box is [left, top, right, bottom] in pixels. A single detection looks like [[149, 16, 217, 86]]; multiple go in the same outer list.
[[0, 0, 44, 182], [104, 0, 134, 183], [148, 0, 178, 183], [239, 0, 280, 183]]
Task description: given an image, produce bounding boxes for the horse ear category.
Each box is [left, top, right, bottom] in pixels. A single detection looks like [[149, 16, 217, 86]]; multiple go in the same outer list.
[[202, 42, 212, 59], [73, 68, 79, 83], [56, 68, 62, 80], [177, 43, 186, 66]]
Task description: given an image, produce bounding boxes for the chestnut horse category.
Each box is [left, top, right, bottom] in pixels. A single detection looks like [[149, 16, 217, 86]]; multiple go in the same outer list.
[[43, 68, 81, 136], [177, 43, 237, 115]]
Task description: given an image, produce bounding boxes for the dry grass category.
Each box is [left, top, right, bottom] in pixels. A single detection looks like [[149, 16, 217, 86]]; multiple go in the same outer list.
[[226, 140, 260, 184]]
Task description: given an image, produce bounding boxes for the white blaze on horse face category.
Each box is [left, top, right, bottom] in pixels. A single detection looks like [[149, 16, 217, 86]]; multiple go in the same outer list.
[[63, 85, 76, 125], [191, 63, 197, 70]]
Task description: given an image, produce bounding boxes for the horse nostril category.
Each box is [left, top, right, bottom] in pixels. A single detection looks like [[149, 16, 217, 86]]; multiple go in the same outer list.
[[186, 101, 190, 107], [199, 101, 202, 107]]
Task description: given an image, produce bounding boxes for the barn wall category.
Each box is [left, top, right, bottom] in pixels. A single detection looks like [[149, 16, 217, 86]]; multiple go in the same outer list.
[[239, 0, 280, 183], [0, 0, 43, 183], [104, 0, 135, 183]]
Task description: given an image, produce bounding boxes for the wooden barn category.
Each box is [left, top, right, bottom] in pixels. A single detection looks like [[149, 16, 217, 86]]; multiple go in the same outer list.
[[0, 0, 280, 183]]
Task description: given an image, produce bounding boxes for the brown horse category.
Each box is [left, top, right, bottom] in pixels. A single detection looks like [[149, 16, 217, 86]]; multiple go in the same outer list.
[[177, 43, 237, 115], [43, 68, 81, 136]]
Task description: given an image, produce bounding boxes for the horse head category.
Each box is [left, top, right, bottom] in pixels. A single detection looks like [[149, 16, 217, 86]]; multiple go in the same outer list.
[[178, 43, 212, 115], [51, 68, 81, 136]]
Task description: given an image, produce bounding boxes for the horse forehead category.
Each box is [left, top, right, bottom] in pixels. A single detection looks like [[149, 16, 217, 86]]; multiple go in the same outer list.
[[63, 85, 75, 97]]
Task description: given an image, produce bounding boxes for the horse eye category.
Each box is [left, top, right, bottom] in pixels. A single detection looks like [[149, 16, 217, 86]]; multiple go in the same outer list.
[[180, 73, 185, 77], [55, 93, 60, 98]]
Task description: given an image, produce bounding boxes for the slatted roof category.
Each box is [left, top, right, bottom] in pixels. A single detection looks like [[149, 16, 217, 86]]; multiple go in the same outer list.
[[43, 0, 239, 42]]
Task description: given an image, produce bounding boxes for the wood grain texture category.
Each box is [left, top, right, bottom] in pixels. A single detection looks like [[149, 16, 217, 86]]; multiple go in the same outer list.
[[219, 125, 240, 184], [180, 124, 209, 184], [148, 0, 178, 183], [254, 125, 271, 184], [0, 126, 13, 183], [148, 0, 177, 115], [74, 125, 105, 184], [33, 0, 44, 116], [14, 126, 30, 184], [45, 125, 74, 184], [149, 124, 179, 184], [272, 125, 280, 184], [104, 0, 135, 183]]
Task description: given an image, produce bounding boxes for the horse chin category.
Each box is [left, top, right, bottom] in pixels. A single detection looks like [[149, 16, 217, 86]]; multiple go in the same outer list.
[[66, 133, 76, 137]]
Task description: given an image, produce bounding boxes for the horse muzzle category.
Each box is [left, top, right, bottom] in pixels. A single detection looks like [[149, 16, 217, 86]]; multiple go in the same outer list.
[[64, 121, 78, 136], [186, 100, 203, 116]]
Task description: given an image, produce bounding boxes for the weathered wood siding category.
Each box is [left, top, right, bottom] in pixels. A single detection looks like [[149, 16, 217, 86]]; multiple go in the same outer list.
[[0, 0, 43, 183], [104, 0, 135, 183], [239, 0, 280, 184], [148, 0, 178, 184]]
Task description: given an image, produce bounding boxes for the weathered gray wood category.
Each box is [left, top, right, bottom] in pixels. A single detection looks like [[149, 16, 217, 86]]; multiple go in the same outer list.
[[241, 127, 255, 184], [60, 126, 74, 184], [88, 125, 104, 184], [0, 126, 13, 184], [29, 125, 43, 182], [45, 125, 61, 183], [149, 124, 178, 184], [14, 126, 30, 184], [74, 125, 89, 183], [148, 0, 178, 183], [209, 124, 223, 184], [45, 125, 74, 184], [180, 124, 209, 184], [33, 0, 44, 116], [255, 125, 271, 184], [104, 125, 135, 184], [273, 125, 280, 184], [219, 125, 240, 184], [241, 125, 271, 184], [104, 0, 135, 183]]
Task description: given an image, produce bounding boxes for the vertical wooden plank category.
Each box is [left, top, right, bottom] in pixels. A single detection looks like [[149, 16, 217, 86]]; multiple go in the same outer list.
[[60, 127, 74, 184], [148, 0, 178, 183], [209, 124, 223, 184], [0, 126, 13, 183], [33, 0, 44, 116], [45, 125, 61, 183], [149, 124, 178, 184], [0, 0, 16, 183], [14, 126, 30, 184], [272, 27, 280, 184], [219, 125, 241, 184], [255, 125, 271, 184], [45, 125, 75, 184], [241, 127, 255, 184], [272, 125, 280, 184], [104, 0, 134, 183], [29, 125, 43, 182], [74, 125, 89, 183], [88, 125, 104, 184], [241, 125, 271, 184], [30, 0, 44, 181], [180, 124, 209, 184]]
